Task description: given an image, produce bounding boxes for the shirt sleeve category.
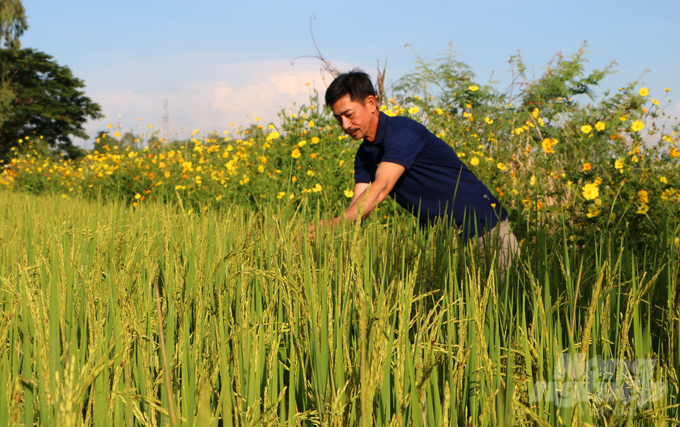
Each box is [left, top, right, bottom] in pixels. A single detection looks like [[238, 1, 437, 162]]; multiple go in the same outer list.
[[381, 127, 424, 170], [354, 152, 371, 183]]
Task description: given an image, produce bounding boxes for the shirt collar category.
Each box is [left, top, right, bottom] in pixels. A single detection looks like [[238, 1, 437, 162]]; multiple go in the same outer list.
[[365, 111, 388, 146]]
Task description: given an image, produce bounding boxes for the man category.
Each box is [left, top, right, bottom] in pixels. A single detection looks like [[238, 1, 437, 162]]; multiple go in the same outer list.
[[312, 70, 518, 270]]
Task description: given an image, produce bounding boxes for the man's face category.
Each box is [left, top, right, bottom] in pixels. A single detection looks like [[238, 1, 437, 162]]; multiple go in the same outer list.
[[331, 94, 379, 141]]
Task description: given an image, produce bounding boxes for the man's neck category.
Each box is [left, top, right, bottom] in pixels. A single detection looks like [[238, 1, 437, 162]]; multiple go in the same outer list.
[[364, 111, 380, 143]]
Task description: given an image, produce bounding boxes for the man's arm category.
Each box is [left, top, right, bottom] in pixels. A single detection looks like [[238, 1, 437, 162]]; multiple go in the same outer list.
[[320, 162, 405, 229], [350, 182, 370, 206]]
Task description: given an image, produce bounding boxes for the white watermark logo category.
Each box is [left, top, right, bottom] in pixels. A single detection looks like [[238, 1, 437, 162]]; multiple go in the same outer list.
[[530, 354, 665, 410]]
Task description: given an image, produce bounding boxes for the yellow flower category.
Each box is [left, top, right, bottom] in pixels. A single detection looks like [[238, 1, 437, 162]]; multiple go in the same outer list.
[[484, 117, 493, 124], [615, 158, 624, 170], [268, 124, 275, 130], [631, 120, 645, 132], [435, 108, 443, 115], [595, 121, 605, 131], [586, 205, 601, 218], [344, 189, 354, 198], [135, 193, 141, 200], [255, 117, 261, 121], [470, 157, 480, 166], [514, 128, 524, 135], [636, 204, 650, 214], [298, 140, 307, 147], [660, 176, 667, 184], [277, 191, 286, 199], [408, 106, 420, 114], [582, 162, 592, 171], [266, 131, 280, 141], [468, 85, 479, 91], [292, 176, 298, 182], [532, 108, 539, 119], [496, 162, 507, 170], [541, 138, 555, 154], [619, 116, 628, 122], [652, 98, 659, 106], [311, 183, 322, 192], [664, 88, 671, 92], [308, 120, 315, 127], [581, 125, 593, 134], [582, 183, 600, 200], [639, 87, 649, 96], [530, 175, 536, 186], [637, 190, 649, 204], [311, 136, 320, 144], [291, 148, 301, 159], [114, 132, 120, 137], [257, 165, 265, 173]]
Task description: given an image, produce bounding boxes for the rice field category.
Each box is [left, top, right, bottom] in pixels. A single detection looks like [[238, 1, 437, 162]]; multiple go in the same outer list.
[[1, 189, 678, 426]]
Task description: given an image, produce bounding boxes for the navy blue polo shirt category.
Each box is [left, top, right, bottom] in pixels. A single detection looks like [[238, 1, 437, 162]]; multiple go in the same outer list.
[[354, 111, 507, 239]]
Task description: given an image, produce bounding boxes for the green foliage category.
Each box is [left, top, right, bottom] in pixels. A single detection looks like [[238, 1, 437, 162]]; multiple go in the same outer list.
[[0, 48, 102, 162], [0, 0, 26, 49], [2, 46, 679, 253], [0, 191, 678, 426]]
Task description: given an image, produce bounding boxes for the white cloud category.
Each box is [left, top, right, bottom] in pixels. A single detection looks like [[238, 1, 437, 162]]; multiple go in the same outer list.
[[80, 57, 361, 147]]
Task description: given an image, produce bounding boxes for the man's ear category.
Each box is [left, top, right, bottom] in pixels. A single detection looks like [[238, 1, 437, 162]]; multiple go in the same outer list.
[[365, 95, 377, 111]]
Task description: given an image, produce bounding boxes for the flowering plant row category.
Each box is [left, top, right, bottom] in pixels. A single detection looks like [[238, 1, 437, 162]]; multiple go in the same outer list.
[[2, 48, 679, 245]]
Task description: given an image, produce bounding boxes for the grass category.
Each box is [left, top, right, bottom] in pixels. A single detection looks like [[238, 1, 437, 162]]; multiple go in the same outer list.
[[0, 190, 678, 426]]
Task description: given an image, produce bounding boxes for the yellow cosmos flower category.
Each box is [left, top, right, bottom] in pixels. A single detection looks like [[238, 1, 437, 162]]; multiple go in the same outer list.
[[542, 138, 556, 154], [497, 162, 507, 170], [631, 120, 645, 132], [257, 165, 265, 173], [277, 191, 286, 199], [311, 183, 322, 192], [484, 117, 493, 124], [344, 189, 354, 198], [581, 125, 593, 134], [532, 108, 539, 119], [266, 131, 280, 141], [291, 148, 301, 159], [595, 121, 605, 131], [408, 106, 420, 114], [298, 140, 307, 147], [135, 193, 141, 200], [435, 108, 444, 115], [639, 87, 649, 96], [586, 205, 601, 218], [255, 117, 261, 121], [468, 85, 479, 91], [664, 88, 671, 92], [636, 204, 650, 214], [637, 190, 649, 204], [615, 158, 624, 170], [268, 124, 275, 130], [660, 176, 667, 184], [582, 183, 600, 200], [582, 162, 592, 171], [514, 128, 524, 135], [652, 98, 659, 106], [311, 136, 320, 144]]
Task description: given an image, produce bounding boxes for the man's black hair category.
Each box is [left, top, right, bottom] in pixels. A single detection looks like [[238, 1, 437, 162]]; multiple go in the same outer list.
[[325, 69, 376, 107]]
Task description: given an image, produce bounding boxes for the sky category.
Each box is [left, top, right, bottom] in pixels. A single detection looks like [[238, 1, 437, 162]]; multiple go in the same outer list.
[[19, 0, 680, 147]]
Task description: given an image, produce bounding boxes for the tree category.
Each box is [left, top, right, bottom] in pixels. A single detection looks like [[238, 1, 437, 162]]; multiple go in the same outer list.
[[0, 48, 102, 161], [0, 0, 26, 49]]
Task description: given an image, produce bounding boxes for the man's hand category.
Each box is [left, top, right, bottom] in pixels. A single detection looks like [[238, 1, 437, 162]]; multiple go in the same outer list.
[[308, 162, 405, 243]]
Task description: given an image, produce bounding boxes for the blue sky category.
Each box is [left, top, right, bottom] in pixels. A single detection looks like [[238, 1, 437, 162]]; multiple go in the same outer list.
[[20, 0, 680, 146]]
